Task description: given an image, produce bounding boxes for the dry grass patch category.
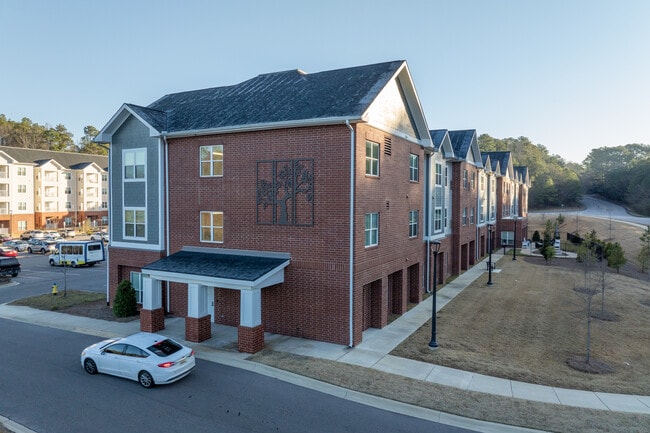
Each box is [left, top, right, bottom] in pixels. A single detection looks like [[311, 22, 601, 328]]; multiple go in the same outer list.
[[392, 255, 650, 395], [249, 351, 650, 433]]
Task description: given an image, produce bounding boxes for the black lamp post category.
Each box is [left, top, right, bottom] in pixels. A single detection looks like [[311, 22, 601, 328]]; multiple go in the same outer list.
[[487, 224, 494, 285], [512, 216, 518, 261], [429, 240, 442, 349]]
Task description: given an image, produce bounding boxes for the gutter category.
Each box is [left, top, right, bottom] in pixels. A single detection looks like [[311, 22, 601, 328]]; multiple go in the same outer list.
[[346, 120, 355, 348]]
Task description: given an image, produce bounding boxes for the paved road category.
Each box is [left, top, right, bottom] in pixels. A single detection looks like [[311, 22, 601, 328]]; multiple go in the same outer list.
[[0, 319, 474, 433], [530, 195, 650, 228], [0, 252, 107, 304]]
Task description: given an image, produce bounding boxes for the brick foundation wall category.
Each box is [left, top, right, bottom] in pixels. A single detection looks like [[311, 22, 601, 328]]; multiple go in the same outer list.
[[140, 308, 165, 332], [185, 315, 212, 342], [238, 324, 264, 353]]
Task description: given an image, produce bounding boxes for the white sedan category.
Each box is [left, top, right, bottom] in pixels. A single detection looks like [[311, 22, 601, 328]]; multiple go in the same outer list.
[[81, 332, 195, 388]]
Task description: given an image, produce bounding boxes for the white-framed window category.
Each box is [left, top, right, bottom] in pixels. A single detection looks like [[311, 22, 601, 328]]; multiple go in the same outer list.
[[123, 149, 146, 180], [200, 211, 224, 243], [470, 207, 475, 224], [365, 141, 379, 176], [365, 212, 379, 247], [124, 208, 146, 239], [130, 271, 143, 304], [434, 208, 443, 233], [65, 187, 71, 194], [17, 167, 26, 176], [101, 173, 108, 182], [65, 202, 71, 209], [18, 221, 27, 230], [409, 210, 418, 238], [409, 154, 419, 182], [471, 172, 476, 190], [200, 145, 223, 177], [101, 201, 108, 209], [435, 163, 443, 186], [17, 185, 27, 193], [462, 207, 467, 226], [18, 202, 27, 211], [102, 187, 108, 195], [463, 169, 468, 189], [444, 208, 448, 229], [64, 172, 72, 180]]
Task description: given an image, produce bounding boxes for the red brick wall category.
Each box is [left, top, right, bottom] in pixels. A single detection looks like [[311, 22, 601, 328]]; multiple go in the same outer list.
[[107, 247, 165, 308], [159, 123, 425, 347]]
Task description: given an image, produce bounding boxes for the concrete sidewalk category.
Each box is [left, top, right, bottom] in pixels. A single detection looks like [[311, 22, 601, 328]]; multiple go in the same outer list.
[[1, 250, 648, 433]]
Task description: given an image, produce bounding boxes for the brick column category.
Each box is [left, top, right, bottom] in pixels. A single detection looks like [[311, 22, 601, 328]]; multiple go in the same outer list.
[[185, 315, 211, 342], [141, 307, 165, 332], [238, 324, 264, 353]]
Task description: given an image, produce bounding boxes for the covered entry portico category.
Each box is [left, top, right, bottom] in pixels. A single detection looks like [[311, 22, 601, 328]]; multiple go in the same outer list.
[[140, 247, 290, 353]]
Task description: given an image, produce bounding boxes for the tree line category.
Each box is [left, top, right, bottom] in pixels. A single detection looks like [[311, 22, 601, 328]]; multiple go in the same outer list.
[[0, 114, 105, 155]]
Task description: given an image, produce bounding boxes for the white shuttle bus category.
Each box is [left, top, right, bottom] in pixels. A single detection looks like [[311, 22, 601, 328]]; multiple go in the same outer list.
[[49, 241, 105, 267]]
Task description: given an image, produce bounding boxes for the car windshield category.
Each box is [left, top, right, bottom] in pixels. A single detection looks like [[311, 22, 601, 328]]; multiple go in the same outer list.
[[147, 339, 183, 357]]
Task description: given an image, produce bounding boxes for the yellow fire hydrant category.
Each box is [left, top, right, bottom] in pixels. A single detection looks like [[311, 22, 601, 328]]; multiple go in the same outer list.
[[52, 282, 58, 296]]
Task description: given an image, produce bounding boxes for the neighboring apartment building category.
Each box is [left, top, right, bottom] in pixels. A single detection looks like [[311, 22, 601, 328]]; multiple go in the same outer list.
[[0, 147, 109, 237], [96, 60, 530, 353]]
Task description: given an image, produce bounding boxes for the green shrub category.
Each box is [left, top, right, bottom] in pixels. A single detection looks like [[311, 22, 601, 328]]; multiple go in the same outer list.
[[113, 279, 137, 318]]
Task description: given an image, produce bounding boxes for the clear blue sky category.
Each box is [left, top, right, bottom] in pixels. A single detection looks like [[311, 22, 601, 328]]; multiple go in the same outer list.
[[2, 0, 649, 163]]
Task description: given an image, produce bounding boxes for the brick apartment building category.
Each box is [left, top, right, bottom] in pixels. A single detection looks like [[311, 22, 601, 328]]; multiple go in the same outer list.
[[97, 60, 529, 353]]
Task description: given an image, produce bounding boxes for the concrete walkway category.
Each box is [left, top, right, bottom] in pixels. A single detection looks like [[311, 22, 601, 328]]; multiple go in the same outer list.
[[1, 250, 648, 433]]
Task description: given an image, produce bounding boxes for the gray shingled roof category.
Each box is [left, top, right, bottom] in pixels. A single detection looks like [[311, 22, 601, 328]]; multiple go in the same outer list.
[[134, 60, 405, 133], [484, 151, 511, 176], [429, 129, 448, 151], [448, 130, 476, 159], [0, 146, 108, 170], [143, 250, 289, 281]]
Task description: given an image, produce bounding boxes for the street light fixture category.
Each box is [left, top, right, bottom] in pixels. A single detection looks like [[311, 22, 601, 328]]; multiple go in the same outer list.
[[429, 240, 442, 349], [512, 216, 519, 261], [487, 224, 494, 285]]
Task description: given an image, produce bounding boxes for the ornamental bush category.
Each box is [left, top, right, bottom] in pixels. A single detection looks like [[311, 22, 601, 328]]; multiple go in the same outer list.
[[113, 279, 137, 318]]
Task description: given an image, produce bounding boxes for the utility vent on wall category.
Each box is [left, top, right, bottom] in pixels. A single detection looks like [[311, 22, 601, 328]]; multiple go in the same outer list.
[[384, 136, 392, 156]]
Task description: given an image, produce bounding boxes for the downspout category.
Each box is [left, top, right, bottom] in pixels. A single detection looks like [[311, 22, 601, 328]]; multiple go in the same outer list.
[[161, 132, 171, 313], [346, 120, 355, 348], [425, 152, 431, 293]]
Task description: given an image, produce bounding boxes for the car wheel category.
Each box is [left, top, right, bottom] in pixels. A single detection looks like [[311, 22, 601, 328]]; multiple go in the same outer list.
[[49, 259, 55, 266], [12, 273, 18, 278], [27, 248, 33, 254], [138, 371, 154, 388], [71, 262, 78, 268], [40, 248, 46, 254], [84, 359, 98, 374]]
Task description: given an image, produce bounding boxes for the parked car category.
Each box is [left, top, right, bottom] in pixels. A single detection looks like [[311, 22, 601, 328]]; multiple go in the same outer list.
[[90, 232, 109, 242], [0, 256, 21, 278], [45, 230, 62, 240], [0, 247, 18, 257], [20, 230, 45, 240], [3, 240, 28, 252], [81, 332, 196, 388], [26, 239, 57, 254], [0, 234, 11, 242], [59, 228, 76, 238]]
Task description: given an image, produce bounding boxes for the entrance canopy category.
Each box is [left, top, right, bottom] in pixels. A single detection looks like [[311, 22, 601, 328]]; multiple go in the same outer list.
[[142, 247, 291, 290]]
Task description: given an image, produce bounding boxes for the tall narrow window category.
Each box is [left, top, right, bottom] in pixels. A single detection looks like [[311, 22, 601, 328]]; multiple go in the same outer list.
[[409, 210, 418, 237], [409, 154, 419, 182], [130, 271, 143, 304], [462, 207, 467, 225], [365, 212, 379, 247], [435, 163, 443, 186], [365, 141, 379, 176], [124, 208, 146, 238], [200, 211, 224, 243], [200, 145, 224, 177], [124, 149, 145, 180], [463, 169, 468, 189]]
